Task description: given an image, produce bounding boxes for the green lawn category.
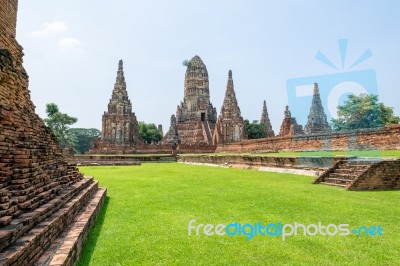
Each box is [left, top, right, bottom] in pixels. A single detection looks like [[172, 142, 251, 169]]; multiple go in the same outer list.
[[78, 163, 400, 265]]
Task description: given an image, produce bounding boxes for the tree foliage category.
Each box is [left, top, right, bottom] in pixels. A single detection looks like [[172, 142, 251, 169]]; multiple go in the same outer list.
[[244, 119, 267, 139], [44, 103, 78, 149], [331, 93, 400, 131], [69, 128, 100, 154], [139, 122, 163, 144], [182, 59, 191, 68]]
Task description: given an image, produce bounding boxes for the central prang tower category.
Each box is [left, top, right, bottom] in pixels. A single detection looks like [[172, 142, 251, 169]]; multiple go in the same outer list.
[[175, 55, 217, 145]]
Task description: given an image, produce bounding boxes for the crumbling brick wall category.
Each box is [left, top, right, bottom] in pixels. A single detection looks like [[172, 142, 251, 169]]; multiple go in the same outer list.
[[0, 0, 83, 229], [216, 125, 400, 153]]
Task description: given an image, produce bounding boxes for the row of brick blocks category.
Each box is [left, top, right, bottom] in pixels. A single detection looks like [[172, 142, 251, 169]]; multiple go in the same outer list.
[[0, 177, 106, 266]]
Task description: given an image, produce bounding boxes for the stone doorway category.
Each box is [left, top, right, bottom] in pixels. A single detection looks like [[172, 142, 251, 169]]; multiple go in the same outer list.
[[201, 112, 206, 121]]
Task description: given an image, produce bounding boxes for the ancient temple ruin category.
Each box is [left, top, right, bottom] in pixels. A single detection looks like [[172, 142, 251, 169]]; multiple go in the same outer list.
[[162, 115, 180, 147], [260, 100, 275, 138], [89, 60, 140, 154], [0, 1, 105, 264], [175, 55, 217, 145], [304, 83, 332, 134], [278, 105, 304, 136], [213, 70, 247, 144]]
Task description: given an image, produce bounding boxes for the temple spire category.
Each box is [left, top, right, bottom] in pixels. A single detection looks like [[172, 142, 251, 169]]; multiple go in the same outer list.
[[225, 70, 235, 96], [116, 59, 125, 85], [304, 83, 331, 134], [260, 100, 275, 137], [213, 70, 247, 144], [228, 70, 233, 86], [313, 82, 319, 94]]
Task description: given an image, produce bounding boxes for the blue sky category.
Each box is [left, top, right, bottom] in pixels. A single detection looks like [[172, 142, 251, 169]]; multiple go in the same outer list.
[[16, 0, 400, 132]]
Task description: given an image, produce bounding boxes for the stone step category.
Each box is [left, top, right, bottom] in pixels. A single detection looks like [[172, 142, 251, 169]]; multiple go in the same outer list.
[[36, 188, 106, 266], [324, 177, 354, 184], [339, 164, 371, 170], [328, 173, 359, 180], [0, 177, 93, 253], [335, 168, 365, 174], [319, 182, 348, 188], [0, 178, 100, 266], [343, 162, 377, 167]]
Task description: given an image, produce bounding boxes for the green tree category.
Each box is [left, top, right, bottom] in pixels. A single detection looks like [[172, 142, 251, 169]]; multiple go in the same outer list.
[[69, 128, 100, 154], [182, 59, 191, 67], [244, 119, 267, 139], [44, 103, 78, 149], [139, 122, 163, 144], [331, 93, 400, 131]]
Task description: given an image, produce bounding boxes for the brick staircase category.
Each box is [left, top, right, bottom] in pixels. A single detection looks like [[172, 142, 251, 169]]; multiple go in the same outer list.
[[201, 121, 213, 145], [0, 177, 106, 266], [316, 159, 381, 189]]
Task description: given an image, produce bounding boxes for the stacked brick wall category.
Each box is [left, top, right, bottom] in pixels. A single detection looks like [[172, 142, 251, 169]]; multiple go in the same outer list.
[[177, 144, 216, 154], [0, 3, 103, 263], [0, 0, 17, 38], [0, 49, 85, 233], [216, 125, 400, 153], [179, 155, 345, 170], [350, 160, 400, 190], [89, 140, 137, 154]]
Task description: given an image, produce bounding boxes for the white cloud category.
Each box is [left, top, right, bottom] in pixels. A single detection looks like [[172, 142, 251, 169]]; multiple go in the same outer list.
[[58, 37, 82, 51], [29, 20, 67, 38]]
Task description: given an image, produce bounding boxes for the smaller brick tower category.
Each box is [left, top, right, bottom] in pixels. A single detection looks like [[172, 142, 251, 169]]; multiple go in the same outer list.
[[260, 100, 275, 138], [89, 60, 140, 154], [278, 105, 304, 136], [213, 70, 247, 144], [304, 83, 331, 134], [162, 114, 180, 147]]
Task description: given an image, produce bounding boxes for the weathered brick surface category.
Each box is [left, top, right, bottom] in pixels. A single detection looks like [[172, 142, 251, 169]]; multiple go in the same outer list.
[[89, 60, 140, 154], [260, 100, 275, 137], [304, 83, 331, 134], [69, 155, 141, 166], [179, 155, 345, 170], [36, 187, 106, 266], [213, 70, 247, 144], [278, 106, 304, 137], [0, 178, 104, 266], [216, 124, 400, 153], [0, 47, 84, 231], [1, 1, 106, 265], [0, 0, 17, 39], [314, 158, 400, 190], [175, 55, 217, 145], [161, 115, 180, 147], [350, 160, 400, 190]]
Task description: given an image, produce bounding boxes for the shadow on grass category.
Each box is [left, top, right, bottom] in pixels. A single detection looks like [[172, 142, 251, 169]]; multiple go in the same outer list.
[[77, 195, 110, 266]]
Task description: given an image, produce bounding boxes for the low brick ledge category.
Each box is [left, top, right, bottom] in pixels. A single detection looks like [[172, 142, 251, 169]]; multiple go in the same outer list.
[[37, 188, 106, 266], [0, 178, 99, 266]]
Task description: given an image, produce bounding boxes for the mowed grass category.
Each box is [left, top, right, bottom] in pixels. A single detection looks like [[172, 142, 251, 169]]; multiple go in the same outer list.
[[78, 163, 400, 265]]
